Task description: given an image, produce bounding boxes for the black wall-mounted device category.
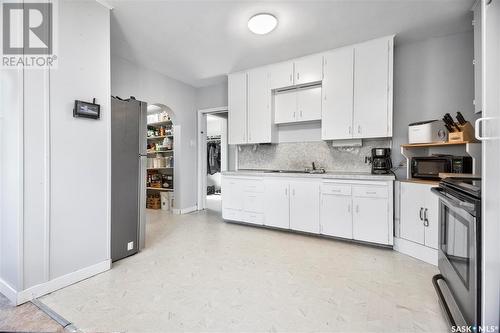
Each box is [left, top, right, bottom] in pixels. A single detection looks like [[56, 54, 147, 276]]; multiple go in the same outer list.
[[73, 99, 100, 119]]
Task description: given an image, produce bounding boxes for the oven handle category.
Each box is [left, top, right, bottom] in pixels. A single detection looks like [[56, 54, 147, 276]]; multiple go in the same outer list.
[[431, 187, 475, 213]]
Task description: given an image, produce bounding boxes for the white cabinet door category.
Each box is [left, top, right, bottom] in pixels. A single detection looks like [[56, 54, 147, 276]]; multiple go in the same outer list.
[[399, 182, 426, 245], [270, 61, 294, 89], [263, 179, 290, 229], [353, 37, 391, 138], [424, 189, 439, 249], [289, 181, 320, 233], [322, 47, 354, 140], [320, 194, 352, 239], [353, 196, 389, 245], [247, 67, 272, 143], [222, 178, 244, 210], [228, 72, 247, 144], [297, 86, 322, 122], [294, 54, 323, 85], [274, 90, 297, 124]]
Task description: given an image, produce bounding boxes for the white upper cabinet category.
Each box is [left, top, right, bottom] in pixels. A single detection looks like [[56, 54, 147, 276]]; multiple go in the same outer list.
[[322, 47, 354, 140], [270, 61, 294, 90], [274, 90, 297, 124], [228, 72, 247, 145], [247, 67, 272, 144], [353, 37, 393, 138], [294, 54, 323, 85], [297, 86, 322, 122]]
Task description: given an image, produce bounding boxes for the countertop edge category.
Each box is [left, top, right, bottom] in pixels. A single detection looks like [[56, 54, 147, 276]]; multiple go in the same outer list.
[[222, 171, 395, 181]]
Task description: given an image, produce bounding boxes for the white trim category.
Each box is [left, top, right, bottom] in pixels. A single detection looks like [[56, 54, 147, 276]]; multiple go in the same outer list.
[[94, 0, 113, 10], [172, 205, 198, 215], [16, 260, 111, 305], [393, 237, 438, 266], [0, 279, 18, 305], [196, 106, 228, 211]]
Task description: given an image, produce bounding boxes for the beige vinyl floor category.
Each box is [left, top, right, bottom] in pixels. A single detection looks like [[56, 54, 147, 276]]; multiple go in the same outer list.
[[39, 209, 449, 333]]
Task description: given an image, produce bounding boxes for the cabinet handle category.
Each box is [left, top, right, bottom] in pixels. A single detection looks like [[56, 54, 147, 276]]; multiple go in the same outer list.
[[424, 208, 429, 227], [419, 207, 423, 221], [348, 126, 352, 135], [293, 112, 296, 119], [289, 74, 292, 83], [300, 110, 303, 118], [358, 125, 361, 134], [297, 72, 300, 81], [347, 204, 351, 213], [285, 188, 288, 196], [355, 205, 359, 213], [292, 189, 295, 196]]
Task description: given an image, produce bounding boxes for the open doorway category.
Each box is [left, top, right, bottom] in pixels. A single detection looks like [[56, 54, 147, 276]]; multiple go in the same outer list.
[[197, 107, 228, 213]]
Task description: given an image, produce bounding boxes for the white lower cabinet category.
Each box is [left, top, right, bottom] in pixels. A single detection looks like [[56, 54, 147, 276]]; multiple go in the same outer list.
[[399, 182, 438, 249], [223, 175, 393, 246], [320, 193, 352, 239], [289, 181, 320, 233], [263, 179, 290, 229]]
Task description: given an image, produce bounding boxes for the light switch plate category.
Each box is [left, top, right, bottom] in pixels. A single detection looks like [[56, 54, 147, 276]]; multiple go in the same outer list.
[[127, 241, 134, 251]]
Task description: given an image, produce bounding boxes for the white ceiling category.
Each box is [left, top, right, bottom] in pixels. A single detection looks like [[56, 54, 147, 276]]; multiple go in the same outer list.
[[109, 0, 474, 88]]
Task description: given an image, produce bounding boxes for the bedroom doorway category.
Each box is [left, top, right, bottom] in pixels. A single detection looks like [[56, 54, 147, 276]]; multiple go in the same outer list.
[[197, 107, 229, 213]]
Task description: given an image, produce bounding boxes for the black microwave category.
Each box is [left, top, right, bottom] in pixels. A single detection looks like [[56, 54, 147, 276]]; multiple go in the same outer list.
[[411, 156, 473, 179]]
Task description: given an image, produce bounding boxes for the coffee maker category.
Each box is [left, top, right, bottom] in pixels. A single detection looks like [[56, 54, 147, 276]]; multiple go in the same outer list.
[[371, 148, 392, 174]]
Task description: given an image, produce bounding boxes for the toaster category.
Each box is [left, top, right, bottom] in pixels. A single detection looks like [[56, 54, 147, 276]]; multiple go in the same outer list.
[[408, 120, 447, 144]]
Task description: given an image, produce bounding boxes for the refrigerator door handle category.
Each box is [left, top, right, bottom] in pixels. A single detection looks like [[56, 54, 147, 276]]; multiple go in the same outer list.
[[138, 156, 147, 250]]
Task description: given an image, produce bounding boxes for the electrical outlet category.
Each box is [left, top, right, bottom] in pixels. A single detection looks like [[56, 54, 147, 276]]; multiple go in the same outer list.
[[127, 241, 134, 251]]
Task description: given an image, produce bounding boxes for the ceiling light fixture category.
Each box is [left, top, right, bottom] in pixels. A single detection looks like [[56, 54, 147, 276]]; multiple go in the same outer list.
[[248, 13, 278, 35]]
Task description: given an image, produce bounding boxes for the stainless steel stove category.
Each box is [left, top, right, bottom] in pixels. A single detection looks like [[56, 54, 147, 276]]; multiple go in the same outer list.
[[431, 177, 482, 328]]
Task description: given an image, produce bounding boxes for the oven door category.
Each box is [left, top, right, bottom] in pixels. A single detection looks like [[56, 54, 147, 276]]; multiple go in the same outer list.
[[432, 187, 479, 326]]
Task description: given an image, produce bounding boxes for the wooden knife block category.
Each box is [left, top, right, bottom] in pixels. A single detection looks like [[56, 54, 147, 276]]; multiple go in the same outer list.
[[448, 122, 477, 142]]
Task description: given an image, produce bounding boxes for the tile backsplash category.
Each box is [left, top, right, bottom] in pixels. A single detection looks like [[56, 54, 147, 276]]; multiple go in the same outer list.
[[238, 139, 392, 172]]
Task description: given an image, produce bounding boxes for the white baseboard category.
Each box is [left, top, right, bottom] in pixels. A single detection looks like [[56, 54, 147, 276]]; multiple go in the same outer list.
[[16, 259, 111, 305], [0, 278, 19, 305], [394, 237, 438, 266], [172, 205, 198, 215]]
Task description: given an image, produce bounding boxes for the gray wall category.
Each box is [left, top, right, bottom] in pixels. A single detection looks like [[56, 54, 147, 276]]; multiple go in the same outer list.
[[196, 82, 228, 110], [393, 31, 477, 177]]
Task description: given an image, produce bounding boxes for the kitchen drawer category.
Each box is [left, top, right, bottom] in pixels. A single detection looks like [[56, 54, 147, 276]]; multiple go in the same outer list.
[[222, 208, 243, 221], [243, 193, 264, 213], [244, 180, 265, 193], [321, 183, 351, 196], [352, 185, 388, 198], [243, 212, 265, 225]]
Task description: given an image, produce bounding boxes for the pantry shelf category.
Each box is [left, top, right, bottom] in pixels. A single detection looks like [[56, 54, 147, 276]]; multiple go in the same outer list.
[[147, 167, 173, 170], [147, 150, 173, 154], [147, 120, 172, 127], [147, 135, 173, 140], [146, 187, 174, 192]]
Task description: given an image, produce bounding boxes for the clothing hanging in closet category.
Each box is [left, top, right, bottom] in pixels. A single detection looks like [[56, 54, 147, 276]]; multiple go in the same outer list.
[[207, 141, 221, 175]]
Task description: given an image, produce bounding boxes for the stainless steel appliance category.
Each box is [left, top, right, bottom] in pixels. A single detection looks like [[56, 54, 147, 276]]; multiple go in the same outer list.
[[111, 96, 147, 262], [371, 148, 392, 174], [411, 156, 472, 180], [431, 177, 481, 327]]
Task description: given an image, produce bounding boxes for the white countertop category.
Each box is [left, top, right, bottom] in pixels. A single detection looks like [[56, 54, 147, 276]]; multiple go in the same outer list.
[[223, 170, 395, 181]]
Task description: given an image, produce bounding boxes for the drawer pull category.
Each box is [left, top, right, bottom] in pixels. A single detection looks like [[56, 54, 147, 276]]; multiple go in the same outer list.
[[366, 191, 377, 195]]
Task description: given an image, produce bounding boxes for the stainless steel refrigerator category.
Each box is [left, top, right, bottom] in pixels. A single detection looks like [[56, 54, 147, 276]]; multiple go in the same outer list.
[[111, 96, 147, 262]]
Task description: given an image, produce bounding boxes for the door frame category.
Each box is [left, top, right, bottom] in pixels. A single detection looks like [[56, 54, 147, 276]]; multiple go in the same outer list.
[[197, 106, 229, 211]]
